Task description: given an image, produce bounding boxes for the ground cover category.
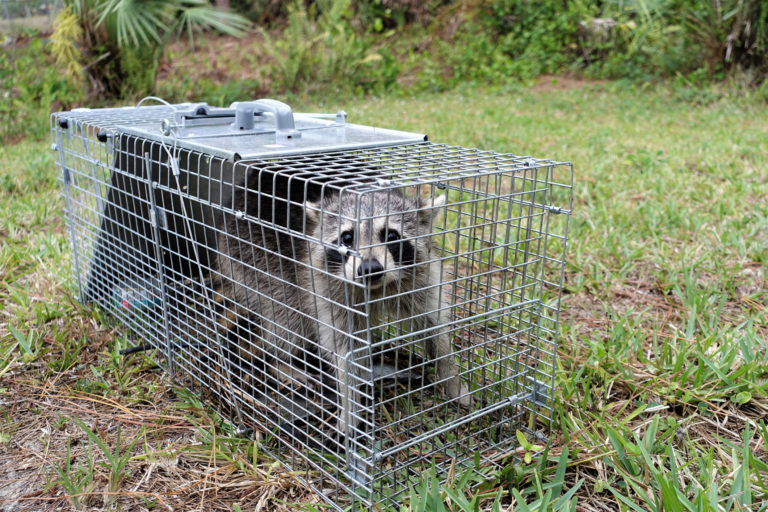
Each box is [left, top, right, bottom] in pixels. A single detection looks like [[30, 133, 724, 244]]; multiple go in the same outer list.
[[1, 79, 766, 511]]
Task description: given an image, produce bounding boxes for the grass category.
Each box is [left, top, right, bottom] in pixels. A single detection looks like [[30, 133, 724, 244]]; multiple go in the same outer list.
[[1, 78, 767, 511]]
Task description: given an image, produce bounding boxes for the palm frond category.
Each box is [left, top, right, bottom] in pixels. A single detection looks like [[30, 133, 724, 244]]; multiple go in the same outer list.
[[96, 0, 173, 47], [175, 0, 251, 43]]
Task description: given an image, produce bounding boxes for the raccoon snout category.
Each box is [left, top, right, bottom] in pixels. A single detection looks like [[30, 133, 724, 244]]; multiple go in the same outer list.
[[357, 259, 384, 281]]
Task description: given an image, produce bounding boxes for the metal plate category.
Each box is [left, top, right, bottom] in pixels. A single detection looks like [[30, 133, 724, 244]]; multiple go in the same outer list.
[[118, 108, 426, 161]]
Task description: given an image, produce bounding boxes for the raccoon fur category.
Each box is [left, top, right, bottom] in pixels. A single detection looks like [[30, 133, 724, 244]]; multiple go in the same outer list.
[[213, 180, 470, 433]]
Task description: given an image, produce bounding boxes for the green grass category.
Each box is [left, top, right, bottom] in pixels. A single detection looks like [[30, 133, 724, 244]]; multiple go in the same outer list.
[[1, 80, 766, 511]]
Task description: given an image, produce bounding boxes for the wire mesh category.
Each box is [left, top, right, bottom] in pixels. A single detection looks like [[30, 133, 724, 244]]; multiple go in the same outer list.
[[52, 105, 572, 510], [1, 0, 60, 34]]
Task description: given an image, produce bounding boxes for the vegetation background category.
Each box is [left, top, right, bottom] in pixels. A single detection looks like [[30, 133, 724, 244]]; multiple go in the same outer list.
[[1, 0, 766, 510]]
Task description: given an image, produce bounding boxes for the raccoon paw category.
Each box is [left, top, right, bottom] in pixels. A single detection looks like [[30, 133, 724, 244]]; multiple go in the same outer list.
[[444, 377, 473, 408], [457, 387, 473, 408]]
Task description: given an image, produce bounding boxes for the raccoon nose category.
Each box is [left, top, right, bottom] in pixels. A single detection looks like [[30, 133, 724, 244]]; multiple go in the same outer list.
[[357, 259, 384, 280]]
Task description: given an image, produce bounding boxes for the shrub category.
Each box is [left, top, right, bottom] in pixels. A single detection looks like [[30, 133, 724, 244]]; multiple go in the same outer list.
[[488, 0, 595, 75], [486, 0, 768, 83], [581, 0, 695, 80], [261, 0, 397, 93], [354, 0, 449, 31], [230, 0, 287, 23], [683, 0, 768, 77]]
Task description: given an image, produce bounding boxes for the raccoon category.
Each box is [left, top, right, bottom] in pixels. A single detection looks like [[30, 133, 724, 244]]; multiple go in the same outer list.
[[213, 181, 470, 434]]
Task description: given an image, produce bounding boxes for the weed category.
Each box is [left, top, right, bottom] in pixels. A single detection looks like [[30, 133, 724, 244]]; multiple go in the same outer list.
[[404, 446, 582, 511], [67, 416, 145, 497], [53, 438, 96, 510]]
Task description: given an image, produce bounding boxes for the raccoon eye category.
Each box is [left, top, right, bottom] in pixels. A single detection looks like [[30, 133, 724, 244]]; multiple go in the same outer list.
[[384, 230, 401, 243], [340, 231, 354, 247]]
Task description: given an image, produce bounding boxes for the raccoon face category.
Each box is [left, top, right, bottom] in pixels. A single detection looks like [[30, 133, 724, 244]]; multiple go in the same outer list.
[[306, 191, 445, 291]]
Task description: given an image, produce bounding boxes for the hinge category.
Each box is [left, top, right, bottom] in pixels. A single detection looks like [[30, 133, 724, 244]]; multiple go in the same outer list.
[[151, 206, 167, 229], [527, 376, 550, 408]]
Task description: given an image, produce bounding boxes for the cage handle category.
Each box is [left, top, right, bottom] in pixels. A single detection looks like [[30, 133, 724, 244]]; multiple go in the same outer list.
[[229, 99, 302, 140]]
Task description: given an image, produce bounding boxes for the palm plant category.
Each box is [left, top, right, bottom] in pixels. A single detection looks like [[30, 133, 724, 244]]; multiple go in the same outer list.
[[52, 0, 250, 99], [684, 0, 768, 76]]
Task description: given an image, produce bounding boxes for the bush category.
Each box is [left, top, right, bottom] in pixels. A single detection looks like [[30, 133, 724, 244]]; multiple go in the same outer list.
[[411, 28, 516, 92], [488, 0, 594, 75], [1, 37, 83, 142], [683, 0, 768, 77], [354, 0, 449, 31], [230, 0, 287, 23], [261, 0, 398, 94], [486, 0, 768, 84]]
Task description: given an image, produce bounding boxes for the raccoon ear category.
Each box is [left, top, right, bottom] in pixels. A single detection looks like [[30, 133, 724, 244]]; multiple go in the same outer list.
[[418, 194, 446, 225]]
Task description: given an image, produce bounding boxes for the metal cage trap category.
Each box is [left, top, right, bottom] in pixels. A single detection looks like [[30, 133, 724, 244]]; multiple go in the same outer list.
[[52, 98, 573, 510]]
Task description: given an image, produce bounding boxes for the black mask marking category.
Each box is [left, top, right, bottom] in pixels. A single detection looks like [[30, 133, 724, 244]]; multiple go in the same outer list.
[[325, 246, 344, 269], [380, 228, 414, 266]]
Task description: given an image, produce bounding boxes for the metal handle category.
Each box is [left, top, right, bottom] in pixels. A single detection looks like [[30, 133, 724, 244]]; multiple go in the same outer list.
[[229, 99, 301, 140]]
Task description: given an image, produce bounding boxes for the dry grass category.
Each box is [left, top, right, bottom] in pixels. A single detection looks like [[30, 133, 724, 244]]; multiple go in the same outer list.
[[2, 76, 767, 510], [0, 266, 317, 512]]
